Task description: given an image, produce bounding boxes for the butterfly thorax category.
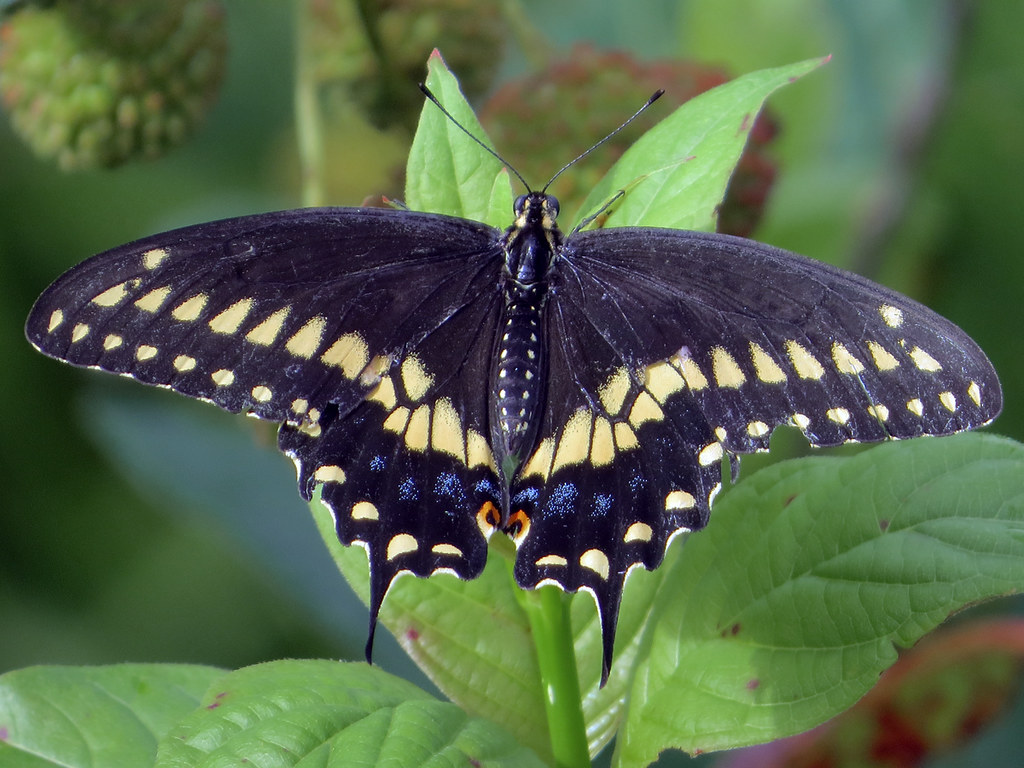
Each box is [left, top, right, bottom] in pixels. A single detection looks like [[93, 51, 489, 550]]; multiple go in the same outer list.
[[491, 193, 562, 474]]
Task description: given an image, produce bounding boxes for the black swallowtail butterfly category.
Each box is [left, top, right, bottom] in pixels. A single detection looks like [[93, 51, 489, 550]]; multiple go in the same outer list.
[[25, 95, 1001, 684]]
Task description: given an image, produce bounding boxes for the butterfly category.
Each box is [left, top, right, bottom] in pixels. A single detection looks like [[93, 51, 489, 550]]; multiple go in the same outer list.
[[25, 91, 1001, 684]]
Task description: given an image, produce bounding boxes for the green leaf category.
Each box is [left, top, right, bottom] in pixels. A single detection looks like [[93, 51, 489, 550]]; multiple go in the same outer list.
[[154, 660, 545, 768], [0, 664, 222, 768], [405, 51, 510, 225], [573, 56, 829, 231], [616, 433, 1024, 766]]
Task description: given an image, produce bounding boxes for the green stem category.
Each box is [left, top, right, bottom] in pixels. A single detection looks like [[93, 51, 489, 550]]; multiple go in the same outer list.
[[519, 585, 591, 768], [294, 0, 325, 208]]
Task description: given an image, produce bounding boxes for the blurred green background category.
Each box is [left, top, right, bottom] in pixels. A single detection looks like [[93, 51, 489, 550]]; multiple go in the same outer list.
[[2, 1, 1022, 766]]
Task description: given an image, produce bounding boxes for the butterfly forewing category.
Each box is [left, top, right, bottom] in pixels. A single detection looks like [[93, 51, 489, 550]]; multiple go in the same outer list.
[[27, 208, 503, 424], [559, 228, 1001, 451]]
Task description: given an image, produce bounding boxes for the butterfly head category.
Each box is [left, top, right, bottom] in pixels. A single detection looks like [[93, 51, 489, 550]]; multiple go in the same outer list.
[[505, 192, 563, 286], [513, 191, 560, 231]]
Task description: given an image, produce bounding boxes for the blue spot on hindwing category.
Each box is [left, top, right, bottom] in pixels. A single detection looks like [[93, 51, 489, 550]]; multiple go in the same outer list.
[[475, 477, 500, 497], [546, 483, 578, 517], [399, 476, 419, 501], [512, 486, 540, 505], [434, 472, 466, 503]]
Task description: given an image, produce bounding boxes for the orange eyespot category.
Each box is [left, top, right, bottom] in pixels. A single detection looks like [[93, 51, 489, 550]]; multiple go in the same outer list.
[[505, 508, 531, 543], [476, 501, 501, 535]]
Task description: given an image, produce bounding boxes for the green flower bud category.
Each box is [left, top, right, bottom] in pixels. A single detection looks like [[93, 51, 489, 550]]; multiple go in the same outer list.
[[0, 0, 227, 170]]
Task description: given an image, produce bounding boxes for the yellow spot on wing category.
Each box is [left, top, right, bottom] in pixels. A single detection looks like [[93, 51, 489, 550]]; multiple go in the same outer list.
[[313, 465, 346, 483], [967, 381, 982, 406], [749, 342, 787, 383], [432, 543, 463, 557], [665, 490, 696, 510], [786, 339, 825, 380], [712, 347, 746, 388], [405, 405, 430, 451], [285, 315, 327, 358], [624, 522, 653, 543], [401, 355, 434, 401], [645, 361, 685, 403], [879, 304, 904, 328], [906, 398, 924, 416], [589, 416, 615, 467], [466, 429, 496, 471], [747, 420, 769, 438], [322, 333, 370, 379], [209, 298, 254, 334], [387, 533, 419, 560], [135, 344, 158, 361], [142, 247, 170, 270], [939, 391, 957, 412], [867, 404, 890, 422], [791, 413, 811, 430], [599, 367, 632, 415], [826, 407, 850, 424], [431, 398, 466, 462], [521, 437, 555, 480], [172, 293, 208, 322], [47, 310, 64, 332], [673, 354, 708, 390], [628, 391, 664, 427], [103, 334, 123, 350], [579, 549, 610, 580], [291, 398, 309, 415], [91, 282, 129, 307], [251, 385, 273, 402], [832, 342, 865, 374], [370, 376, 397, 411], [614, 422, 639, 450], [867, 341, 900, 371], [71, 323, 90, 342], [173, 355, 196, 372], [246, 307, 291, 346], [698, 442, 724, 466], [551, 410, 593, 474], [134, 286, 172, 314], [536, 554, 568, 567], [212, 368, 235, 386], [907, 346, 942, 372], [383, 406, 410, 433], [352, 500, 379, 520]]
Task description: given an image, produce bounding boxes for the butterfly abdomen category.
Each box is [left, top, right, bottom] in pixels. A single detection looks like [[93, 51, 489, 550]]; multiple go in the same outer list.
[[493, 285, 547, 464]]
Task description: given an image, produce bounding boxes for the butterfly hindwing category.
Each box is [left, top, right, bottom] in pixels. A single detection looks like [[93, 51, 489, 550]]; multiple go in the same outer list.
[[510, 296, 722, 676], [278, 260, 506, 637]]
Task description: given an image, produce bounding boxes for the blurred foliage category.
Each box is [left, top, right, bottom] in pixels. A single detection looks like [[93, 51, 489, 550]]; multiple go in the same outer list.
[[2, 1, 1022, 766], [0, 0, 227, 169]]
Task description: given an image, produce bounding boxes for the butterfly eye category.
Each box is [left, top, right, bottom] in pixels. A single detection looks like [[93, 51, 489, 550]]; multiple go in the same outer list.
[[544, 196, 560, 220], [513, 194, 528, 214]]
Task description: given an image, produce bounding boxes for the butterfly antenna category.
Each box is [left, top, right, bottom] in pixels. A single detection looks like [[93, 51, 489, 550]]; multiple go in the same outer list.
[[418, 84, 533, 193], [542, 89, 664, 194]]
